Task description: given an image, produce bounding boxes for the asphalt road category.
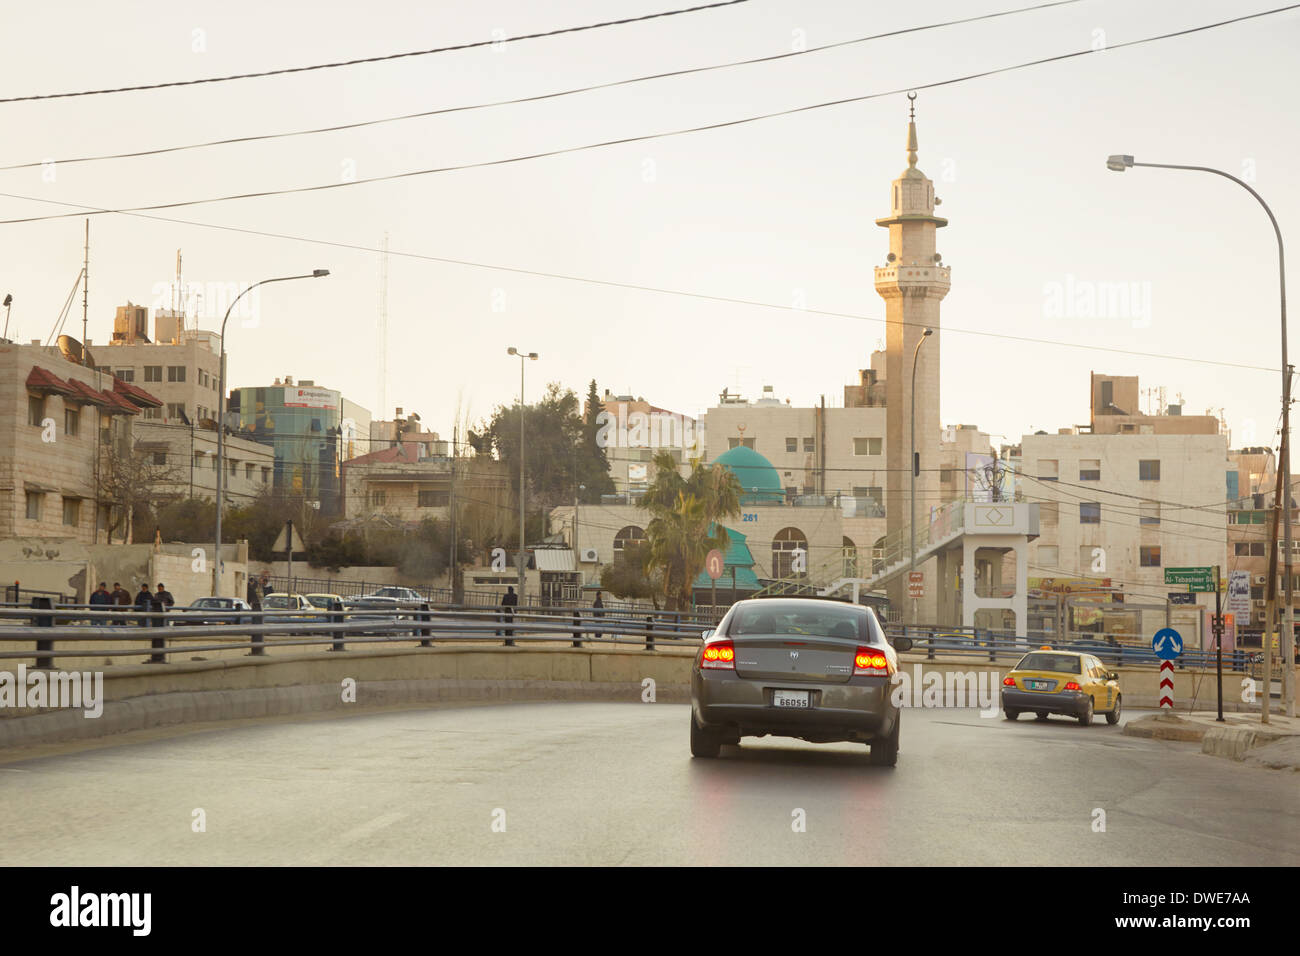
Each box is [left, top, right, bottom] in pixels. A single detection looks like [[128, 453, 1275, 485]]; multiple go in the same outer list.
[[0, 702, 1295, 866]]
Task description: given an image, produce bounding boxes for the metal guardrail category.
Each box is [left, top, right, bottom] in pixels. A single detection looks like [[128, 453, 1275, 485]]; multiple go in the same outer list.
[[0, 600, 711, 666]]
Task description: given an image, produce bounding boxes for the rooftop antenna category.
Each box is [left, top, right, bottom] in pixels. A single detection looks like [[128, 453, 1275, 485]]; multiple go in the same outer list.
[[81, 219, 89, 344]]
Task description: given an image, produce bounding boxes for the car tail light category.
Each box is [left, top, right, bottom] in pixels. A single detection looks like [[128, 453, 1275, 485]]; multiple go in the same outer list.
[[701, 639, 735, 670], [854, 646, 892, 676], [1003, 676, 1016, 686], [1064, 681, 1081, 691]]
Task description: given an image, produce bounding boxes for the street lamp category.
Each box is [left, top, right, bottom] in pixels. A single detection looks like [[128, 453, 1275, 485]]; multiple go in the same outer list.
[[507, 347, 539, 621], [212, 270, 329, 596], [910, 327, 933, 625], [1107, 153, 1292, 719]]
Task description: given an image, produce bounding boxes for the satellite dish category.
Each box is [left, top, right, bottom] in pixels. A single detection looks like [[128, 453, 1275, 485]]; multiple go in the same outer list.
[[886, 253, 897, 263], [57, 334, 96, 368]]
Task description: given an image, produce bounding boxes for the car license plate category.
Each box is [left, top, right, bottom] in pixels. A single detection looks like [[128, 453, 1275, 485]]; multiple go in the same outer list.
[[773, 690, 810, 708], [1026, 680, 1050, 691]]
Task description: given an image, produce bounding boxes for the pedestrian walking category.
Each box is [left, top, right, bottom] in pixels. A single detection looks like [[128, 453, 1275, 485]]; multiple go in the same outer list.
[[592, 590, 604, 641], [247, 575, 263, 612], [500, 585, 518, 645], [134, 583, 152, 625]]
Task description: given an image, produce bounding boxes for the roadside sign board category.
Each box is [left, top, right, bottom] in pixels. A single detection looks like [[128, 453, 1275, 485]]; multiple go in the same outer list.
[[271, 522, 306, 556], [1227, 571, 1250, 618], [1167, 592, 1196, 605], [908, 571, 924, 599], [1152, 627, 1184, 660], [1164, 567, 1215, 592], [704, 549, 725, 581]]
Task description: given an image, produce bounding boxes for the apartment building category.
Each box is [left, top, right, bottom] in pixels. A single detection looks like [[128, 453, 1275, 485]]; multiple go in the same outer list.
[[99, 304, 223, 425], [0, 341, 161, 543], [133, 421, 274, 504]]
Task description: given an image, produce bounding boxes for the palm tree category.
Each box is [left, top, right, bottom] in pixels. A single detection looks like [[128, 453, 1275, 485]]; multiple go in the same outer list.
[[642, 451, 742, 610]]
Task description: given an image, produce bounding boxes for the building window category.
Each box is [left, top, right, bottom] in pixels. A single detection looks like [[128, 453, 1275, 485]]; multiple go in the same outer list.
[[1139, 502, 1160, 525], [199, 370, 208, 387], [28, 394, 45, 427], [940, 468, 955, 484], [63, 406, 80, 437], [62, 497, 80, 527], [245, 463, 254, 480], [1038, 459, 1058, 480], [261, 467, 271, 483], [1080, 459, 1101, 481], [418, 490, 450, 507], [153, 451, 167, 466], [853, 437, 882, 456], [1038, 545, 1059, 567], [370, 491, 387, 507], [25, 492, 42, 521], [1235, 542, 1250, 556], [229, 460, 238, 476], [144, 366, 162, 382], [772, 527, 808, 578], [614, 525, 646, 555], [1252, 542, 1266, 556], [167, 403, 185, 420], [785, 437, 797, 453], [1139, 459, 1161, 481], [167, 366, 186, 382], [1080, 502, 1100, 524], [803, 437, 815, 452], [1039, 501, 1059, 527], [142, 407, 161, 420], [1140, 545, 1162, 567], [114, 368, 135, 383]]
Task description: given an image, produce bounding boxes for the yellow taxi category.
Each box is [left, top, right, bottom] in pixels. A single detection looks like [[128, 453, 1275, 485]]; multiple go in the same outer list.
[[1001, 647, 1121, 726]]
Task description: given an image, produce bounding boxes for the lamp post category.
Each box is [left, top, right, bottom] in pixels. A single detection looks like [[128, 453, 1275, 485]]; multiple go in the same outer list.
[[507, 347, 538, 609], [910, 328, 933, 626], [1107, 154, 1292, 719], [211, 270, 329, 596]]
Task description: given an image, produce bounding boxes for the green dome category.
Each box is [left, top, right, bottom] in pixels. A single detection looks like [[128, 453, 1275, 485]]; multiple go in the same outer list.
[[714, 445, 784, 504]]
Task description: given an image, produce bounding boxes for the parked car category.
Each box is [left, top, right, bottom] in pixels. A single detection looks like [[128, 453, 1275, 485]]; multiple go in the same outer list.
[[177, 597, 253, 626], [366, 587, 426, 608], [690, 597, 912, 766], [303, 593, 346, 610], [344, 595, 417, 635], [261, 593, 329, 632]]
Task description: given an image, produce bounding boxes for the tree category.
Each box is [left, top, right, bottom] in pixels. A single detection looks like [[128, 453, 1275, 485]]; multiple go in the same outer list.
[[599, 541, 662, 607], [641, 451, 742, 610], [99, 439, 184, 543]]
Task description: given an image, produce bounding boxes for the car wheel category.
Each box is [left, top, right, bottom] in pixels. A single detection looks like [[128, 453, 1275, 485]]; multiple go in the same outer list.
[[868, 713, 900, 767], [689, 711, 721, 758], [1004, 709, 1020, 720], [1035, 711, 1049, 721], [1106, 695, 1122, 725], [1078, 696, 1094, 726]]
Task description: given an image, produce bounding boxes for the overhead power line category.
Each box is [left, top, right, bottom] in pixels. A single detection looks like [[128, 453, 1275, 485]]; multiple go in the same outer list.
[[0, 191, 1275, 374], [0, 1, 751, 104], [0, 0, 1082, 172], [1, 4, 1294, 227]]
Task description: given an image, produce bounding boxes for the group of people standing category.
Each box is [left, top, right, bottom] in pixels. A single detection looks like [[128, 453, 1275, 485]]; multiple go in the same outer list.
[[88, 581, 174, 625]]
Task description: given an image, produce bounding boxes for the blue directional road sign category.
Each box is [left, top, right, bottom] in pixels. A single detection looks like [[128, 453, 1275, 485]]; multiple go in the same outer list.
[[1152, 627, 1184, 660]]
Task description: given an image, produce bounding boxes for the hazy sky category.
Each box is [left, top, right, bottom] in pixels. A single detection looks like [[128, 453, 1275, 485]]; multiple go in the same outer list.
[[2, 0, 1296, 454]]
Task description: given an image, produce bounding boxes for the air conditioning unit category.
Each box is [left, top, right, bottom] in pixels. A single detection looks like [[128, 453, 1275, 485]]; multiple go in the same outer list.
[[580, 548, 599, 563], [1254, 574, 1267, 585], [1254, 599, 1267, 608]]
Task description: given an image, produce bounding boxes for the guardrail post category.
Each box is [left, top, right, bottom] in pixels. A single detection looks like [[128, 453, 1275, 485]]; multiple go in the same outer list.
[[988, 630, 996, 663], [418, 602, 432, 648], [31, 596, 53, 669], [924, 626, 935, 661], [249, 608, 265, 656], [571, 609, 583, 648], [329, 599, 346, 652], [645, 615, 655, 652]]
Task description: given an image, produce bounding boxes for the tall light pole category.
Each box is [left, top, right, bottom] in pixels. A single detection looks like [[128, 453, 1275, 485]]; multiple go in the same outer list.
[[211, 270, 329, 596], [507, 347, 538, 607], [1107, 154, 1292, 718], [910, 327, 933, 625]]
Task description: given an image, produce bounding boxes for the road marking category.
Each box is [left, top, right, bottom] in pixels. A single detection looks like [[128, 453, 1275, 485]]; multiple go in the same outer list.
[[336, 811, 406, 845]]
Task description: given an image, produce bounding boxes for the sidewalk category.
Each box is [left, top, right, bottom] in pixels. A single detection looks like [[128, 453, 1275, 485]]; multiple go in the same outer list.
[[1123, 710, 1300, 770]]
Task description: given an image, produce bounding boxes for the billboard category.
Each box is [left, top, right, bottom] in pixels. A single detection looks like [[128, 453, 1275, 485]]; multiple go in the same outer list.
[[1227, 570, 1251, 619], [283, 386, 337, 409]]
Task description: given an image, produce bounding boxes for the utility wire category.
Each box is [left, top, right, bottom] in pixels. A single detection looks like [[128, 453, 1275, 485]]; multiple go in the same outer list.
[[0, 192, 1277, 374], [0, 1, 752, 104], [0, 0, 1082, 172], [1, 4, 1295, 228]]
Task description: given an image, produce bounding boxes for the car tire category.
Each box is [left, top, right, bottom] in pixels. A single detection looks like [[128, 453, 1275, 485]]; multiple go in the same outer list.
[[1078, 696, 1094, 726], [690, 711, 721, 758], [1106, 695, 1122, 725], [868, 713, 900, 767], [1035, 711, 1049, 721], [1004, 709, 1020, 720]]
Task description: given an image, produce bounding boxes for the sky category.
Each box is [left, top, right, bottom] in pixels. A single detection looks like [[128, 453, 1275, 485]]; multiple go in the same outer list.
[[1, 0, 1296, 456]]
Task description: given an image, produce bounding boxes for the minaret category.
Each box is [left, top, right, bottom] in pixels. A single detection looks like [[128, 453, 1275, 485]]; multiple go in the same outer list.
[[875, 94, 950, 621]]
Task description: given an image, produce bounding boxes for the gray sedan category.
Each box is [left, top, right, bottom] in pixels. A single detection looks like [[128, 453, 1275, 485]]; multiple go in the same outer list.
[[690, 597, 911, 766]]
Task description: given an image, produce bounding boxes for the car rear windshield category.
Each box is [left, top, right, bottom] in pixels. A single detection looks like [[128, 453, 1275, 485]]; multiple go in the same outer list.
[[305, 596, 333, 608], [727, 601, 878, 642], [1015, 653, 1081, 674], [264, 596, 291, 609]]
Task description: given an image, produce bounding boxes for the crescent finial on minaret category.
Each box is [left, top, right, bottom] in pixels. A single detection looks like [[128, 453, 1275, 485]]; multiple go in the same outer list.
[[906, 92, 919, 169]]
